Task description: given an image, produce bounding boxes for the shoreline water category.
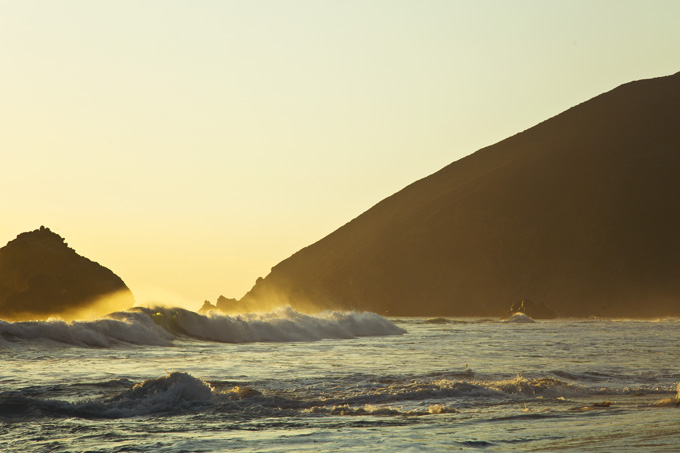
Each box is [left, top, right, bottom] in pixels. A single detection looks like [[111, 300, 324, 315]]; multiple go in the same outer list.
[[1, 311, 679, 451]]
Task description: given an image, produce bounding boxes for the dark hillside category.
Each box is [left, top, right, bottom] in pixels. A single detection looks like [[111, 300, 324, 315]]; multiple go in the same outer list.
[[239, 72, 680, 318], [0, 227, 135, 320]]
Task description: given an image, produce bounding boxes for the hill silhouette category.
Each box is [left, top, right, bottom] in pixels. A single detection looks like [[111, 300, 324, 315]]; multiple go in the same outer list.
[[237, 72, 680, 318], [0, 227, 135, 320]]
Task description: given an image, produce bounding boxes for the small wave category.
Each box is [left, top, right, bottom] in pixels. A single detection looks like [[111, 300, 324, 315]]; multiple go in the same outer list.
[[5, 371, 673, 421], [0, 306, 405, 347], [501, 313, 535, 323], [569, 401, 614, 411], [421, 318, 495, 324], [653, 383, 680, 408], [0, 313, 174, 347], [424, 317, 452, 324], [296, 375, 590, 409], [109, 372, 212, 401], [459, 441, 497, 448], [303, 403, 457, 417], [276, 376, 591, 418], [1, 372, 214, 419]]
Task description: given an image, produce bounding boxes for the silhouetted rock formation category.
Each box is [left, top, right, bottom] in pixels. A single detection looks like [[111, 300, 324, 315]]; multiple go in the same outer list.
[[239, 72, 680, 318], [0, 227, 135, 320], [198, 300, 217, 314], [198, 296, 240, 314], [197, 296, 241, 314], [216, 296, 239, 312]]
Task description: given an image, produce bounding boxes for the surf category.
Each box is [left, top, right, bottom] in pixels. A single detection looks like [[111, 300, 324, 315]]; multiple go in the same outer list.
[[0, 306, 406, 347]]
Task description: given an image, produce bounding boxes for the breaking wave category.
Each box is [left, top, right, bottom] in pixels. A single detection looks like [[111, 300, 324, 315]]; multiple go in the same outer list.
[[0, 372, 213, 419], [501, 313, 536, 323], [0, 373, 581, 420], [653, 383, 680, 407], [5, 371, 674, 421], [303, 403, 457, 416], [0, 306, 406, 347]]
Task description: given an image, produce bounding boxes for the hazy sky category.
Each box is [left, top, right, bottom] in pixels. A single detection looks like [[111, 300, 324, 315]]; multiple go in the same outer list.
[[2, 0, 678, 309]]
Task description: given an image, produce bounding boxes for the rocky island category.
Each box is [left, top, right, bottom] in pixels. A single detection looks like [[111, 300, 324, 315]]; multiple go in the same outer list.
[[0, 226, 135, 320]]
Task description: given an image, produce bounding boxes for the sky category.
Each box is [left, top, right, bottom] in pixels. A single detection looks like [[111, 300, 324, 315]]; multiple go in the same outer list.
[[1, 0, 679, 310]]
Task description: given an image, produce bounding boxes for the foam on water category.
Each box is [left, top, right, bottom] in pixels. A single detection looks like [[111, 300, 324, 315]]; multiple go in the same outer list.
[[0, 312, 173, 347], [424, 317, 451, 324], [3, 317, 679, 451], [501, 312, 535, 323], [152, 306, 406, 343], [84, 371, 213, 417], [303, 403, 457, 416], [653, 383, 680, 407], [0, 372, 214, 419], [5, 370, 673, 422], [314, 375, 592, 408], [0, 306, 405, 347]]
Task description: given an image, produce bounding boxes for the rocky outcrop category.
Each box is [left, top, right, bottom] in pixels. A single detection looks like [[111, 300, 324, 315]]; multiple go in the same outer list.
[[216, 296, 239, 312], [238, 72, 680, 318], [198, 296, 240, 314], [0, 227, 135, 320], [198, 300, 217, 314], [506, 300, 556, 319]]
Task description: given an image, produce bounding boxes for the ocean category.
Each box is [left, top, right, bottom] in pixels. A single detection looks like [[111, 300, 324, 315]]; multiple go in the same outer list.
[[1, 307, 679, 451]]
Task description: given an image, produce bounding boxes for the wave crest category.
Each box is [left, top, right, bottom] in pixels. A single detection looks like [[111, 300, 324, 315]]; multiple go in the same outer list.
[[653, 383, 680, 407], [5, 372, 213, 419], [0, 306, 405, 347], [303, 403, 457, 416], [501, 313, 536, 323]]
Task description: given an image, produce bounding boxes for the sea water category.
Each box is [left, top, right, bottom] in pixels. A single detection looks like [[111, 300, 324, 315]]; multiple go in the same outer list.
[[1, 307, 679, 451]]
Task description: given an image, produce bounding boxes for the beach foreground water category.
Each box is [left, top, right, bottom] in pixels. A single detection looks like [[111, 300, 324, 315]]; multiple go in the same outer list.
[[1, 307, 679, 451]]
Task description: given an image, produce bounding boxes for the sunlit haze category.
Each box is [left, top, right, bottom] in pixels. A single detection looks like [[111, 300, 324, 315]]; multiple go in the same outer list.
[[2, 0, 678, 309]]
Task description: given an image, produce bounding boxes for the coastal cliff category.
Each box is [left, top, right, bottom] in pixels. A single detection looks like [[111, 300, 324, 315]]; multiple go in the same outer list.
[[0, 227, 135, 320], [238, 72, 680, 318]]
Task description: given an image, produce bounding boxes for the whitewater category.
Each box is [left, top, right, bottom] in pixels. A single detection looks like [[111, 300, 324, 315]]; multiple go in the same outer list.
[[1, 307, 679, 451]]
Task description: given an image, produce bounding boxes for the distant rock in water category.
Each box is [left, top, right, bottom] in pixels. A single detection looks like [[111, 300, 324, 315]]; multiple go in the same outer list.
[[198, 295, 241, 314], [507, 300, 556, 320], [0, 226, 135, 320], [239, 71, 680, 318]]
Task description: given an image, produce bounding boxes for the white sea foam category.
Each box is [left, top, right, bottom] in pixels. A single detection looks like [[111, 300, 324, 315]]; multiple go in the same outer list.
[[4, 370, 674, 422], [142, 305, 405, 343], [652, 383, 680, 407], [303, 403, 457, 416], [330, 374, 672, 409], [3, 314, 679, 450], [0, 306, 405, 347], [292, 375, 591, 410], [0, 313, 173, 347], [502, 313, 535, 323]]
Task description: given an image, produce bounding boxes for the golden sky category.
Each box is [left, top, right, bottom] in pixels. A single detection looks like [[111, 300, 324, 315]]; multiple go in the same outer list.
[[2, 0, 679, 310]]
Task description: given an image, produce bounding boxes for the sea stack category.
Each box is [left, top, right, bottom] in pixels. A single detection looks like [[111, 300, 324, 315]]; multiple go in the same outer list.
[[0, 227, 135, 320], [238, 72, 680, 318]]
